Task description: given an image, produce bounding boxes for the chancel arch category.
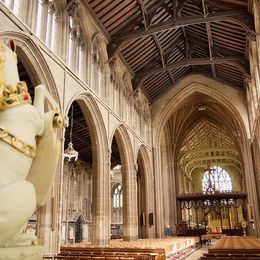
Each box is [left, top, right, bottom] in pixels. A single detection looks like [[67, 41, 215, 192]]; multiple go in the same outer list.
[[64, 93, 109, 246], [110, 124, 138, 241], [153, 80, 260, 237]]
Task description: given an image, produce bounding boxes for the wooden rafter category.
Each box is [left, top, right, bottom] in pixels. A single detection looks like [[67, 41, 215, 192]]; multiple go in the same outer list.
[[188, 36, 242, 56], [202, 0, 217, 78], [115, 10, 249, 42], [137, 0, 148, 28], [136, 37, 183, 73], [114, 0, 165, 36], [137, 56, 245, 76], [176, 2, 191, 66], [152, 34, 165, 67], [136, 0, 175, 84], [136, 0, 164, 67], [108, 9, 253, 60], [133, 56, 247, 89]]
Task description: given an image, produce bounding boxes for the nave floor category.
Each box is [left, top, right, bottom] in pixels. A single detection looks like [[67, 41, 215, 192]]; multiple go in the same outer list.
[[182, 245, 209, 260]]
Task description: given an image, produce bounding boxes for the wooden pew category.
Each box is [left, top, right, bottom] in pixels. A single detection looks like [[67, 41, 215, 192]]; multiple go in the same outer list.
[[199, 237, 260, 260], [53, 246, 166, 260]]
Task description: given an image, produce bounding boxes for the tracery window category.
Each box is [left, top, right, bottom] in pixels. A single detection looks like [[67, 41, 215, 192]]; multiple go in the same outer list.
[[113, 184, 122, 209], [202, 166, 232, 194]]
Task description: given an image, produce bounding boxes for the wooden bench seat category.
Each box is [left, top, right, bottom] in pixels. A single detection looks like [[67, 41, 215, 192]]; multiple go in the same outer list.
[[52, 246, 166, 260]]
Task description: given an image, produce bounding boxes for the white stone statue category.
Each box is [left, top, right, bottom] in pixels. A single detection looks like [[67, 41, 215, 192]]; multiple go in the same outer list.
[[0, 39, 63, 247]]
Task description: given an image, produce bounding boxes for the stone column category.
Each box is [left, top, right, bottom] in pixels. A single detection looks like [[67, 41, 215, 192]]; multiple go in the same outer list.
[[78, 44, 87, 83], [246, 84, 254, 127], [169, 143, 177, 234], [67, 0, 81, 73], [153, 144, 165, 238], [36, 128, 64, 255], [92, 148, 110, 245], [122, 160, 138, 241], [46, 9, 54, 48], [18, 0, 29, 23], [25, 0, 39, 31], [242, 138, 260, 237]]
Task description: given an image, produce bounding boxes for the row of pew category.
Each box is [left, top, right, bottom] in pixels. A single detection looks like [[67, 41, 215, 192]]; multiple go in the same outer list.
[[44, 246, 166, 260], [200, 252, 260, 259], [200, 236, 260, 260]]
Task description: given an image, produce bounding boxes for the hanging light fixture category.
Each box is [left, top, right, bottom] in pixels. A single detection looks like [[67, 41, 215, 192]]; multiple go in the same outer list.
[[64, 104, 78, 161]]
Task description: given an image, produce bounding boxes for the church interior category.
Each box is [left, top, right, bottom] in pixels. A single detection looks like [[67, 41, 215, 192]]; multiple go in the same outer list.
[[0, 0, 260, 259]]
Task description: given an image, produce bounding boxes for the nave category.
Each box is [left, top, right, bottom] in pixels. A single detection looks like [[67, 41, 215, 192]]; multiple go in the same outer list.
[[0, 0, 260, 259]]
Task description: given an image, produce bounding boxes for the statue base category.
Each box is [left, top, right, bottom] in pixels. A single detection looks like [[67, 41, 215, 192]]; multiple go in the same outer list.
[[0, 245, 44, 260]]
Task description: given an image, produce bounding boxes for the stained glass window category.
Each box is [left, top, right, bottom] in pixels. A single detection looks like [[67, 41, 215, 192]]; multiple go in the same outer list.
[[202, 166, 232, 194]]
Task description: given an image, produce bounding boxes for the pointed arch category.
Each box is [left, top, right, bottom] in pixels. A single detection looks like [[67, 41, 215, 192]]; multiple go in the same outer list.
[[65, 92, 110, 245], [136, 145, 155, 238], [110, 124, 138, 241], [153, 78, 249, 146], [152, 75, 260, 237]]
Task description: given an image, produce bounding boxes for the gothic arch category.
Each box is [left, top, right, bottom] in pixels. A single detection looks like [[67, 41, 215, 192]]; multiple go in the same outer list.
[[0, 31, 60, 106], [91, 32, 107, 60], [152, 77, 260, 237], [65, 92, 110, 245], [65, 92, 109, 162], [153, 81, 249, 146], [110, 124, 135, 167], [111, 124, 138, 241], [136, 145, 155, 238]]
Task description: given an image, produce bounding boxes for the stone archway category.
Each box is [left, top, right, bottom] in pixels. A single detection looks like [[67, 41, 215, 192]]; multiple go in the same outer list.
[[110, 124, 138, 241], [65, 93, 109, 246], [152, 76, 260, 237], [136, 145, 155, 239]]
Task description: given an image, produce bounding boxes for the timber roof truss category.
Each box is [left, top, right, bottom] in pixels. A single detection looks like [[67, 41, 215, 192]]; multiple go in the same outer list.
[[86, 0, 254, 102]]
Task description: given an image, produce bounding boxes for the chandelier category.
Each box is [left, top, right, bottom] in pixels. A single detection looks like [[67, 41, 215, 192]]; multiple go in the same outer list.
[[64, 104, 78, 161]]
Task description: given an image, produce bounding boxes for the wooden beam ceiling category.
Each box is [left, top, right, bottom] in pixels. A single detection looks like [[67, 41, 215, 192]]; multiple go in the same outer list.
[[108, 9, 253, 61], [136, 0, 175, 85], [202, 0, 217, 78], [87, 0, 254, 102], [133, 56, 247, 89]]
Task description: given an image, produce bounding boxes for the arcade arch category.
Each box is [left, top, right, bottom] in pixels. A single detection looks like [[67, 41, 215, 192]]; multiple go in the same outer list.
[[136, 145, 155, 239], [109, 125, 138, 241], [64, 94, 109, 245]]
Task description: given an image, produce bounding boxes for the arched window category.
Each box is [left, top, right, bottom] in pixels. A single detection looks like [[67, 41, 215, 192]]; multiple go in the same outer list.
[[112, 184, 122, 209], [202, 166, 232, 194]]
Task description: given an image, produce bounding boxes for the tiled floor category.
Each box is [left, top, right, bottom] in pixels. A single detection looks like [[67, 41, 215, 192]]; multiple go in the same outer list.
[[183, 245, 209, 260]]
